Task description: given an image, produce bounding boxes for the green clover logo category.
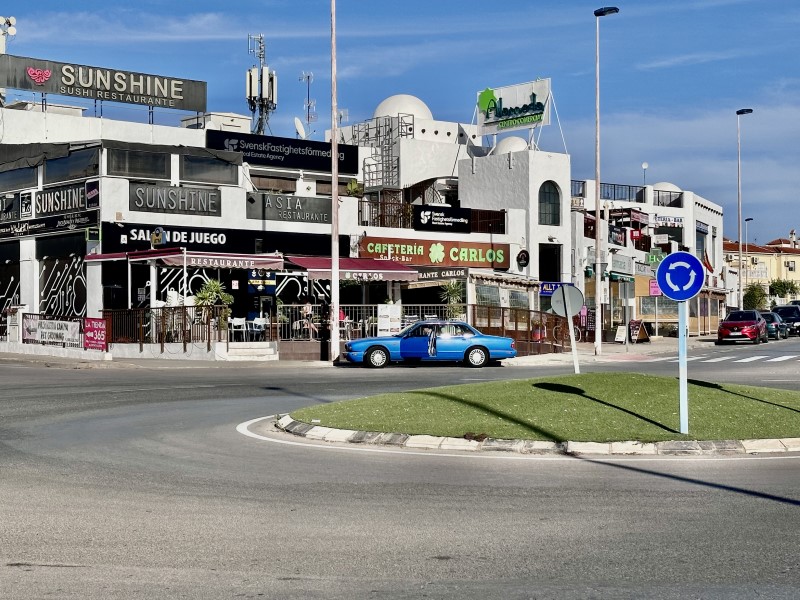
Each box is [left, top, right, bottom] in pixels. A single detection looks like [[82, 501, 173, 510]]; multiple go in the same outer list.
[[477, 88, 497, 115], [429, 243, 445, 263]]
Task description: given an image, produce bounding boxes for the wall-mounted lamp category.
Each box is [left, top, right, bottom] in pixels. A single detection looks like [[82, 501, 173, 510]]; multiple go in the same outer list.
[[609, 248, 619, 254], [547, 236, 559, 243]]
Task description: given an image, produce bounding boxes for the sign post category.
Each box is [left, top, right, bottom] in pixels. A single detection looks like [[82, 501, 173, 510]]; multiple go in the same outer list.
[[655, 251, 705, 434], [551, 284, 585, 375]]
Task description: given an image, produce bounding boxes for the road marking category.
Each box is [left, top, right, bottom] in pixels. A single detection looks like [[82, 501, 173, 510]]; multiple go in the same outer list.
[[734, 356, 769, 363], [236, 417, 800, 463], [666, 356, 708, 362], [702, 356, 736, 362], [765, 355, 799, 362]]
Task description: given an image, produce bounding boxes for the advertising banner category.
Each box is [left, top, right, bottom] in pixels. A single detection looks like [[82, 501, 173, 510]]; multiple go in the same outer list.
[[476, 79, 551, 136], [246, 193, 331, 224], [130, 183, 221, 217], [84, 318, 108, 351], [0, 210, 99, 240], [22, 315, 81, 346], [412, 205, 471, 233], [206, 130, 358, 174], [360, 236, 509, 269], [0, 54, 207, 112]]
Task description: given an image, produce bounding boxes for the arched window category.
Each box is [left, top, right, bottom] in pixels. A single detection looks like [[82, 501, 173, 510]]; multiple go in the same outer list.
[[538, 181, 560, 226]]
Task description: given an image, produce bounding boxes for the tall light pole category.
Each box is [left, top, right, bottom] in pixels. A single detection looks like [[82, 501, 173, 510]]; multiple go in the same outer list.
[[744, 217, 753, 292], [329, 0, 340, 363], [593, 6, 619, 356], [736, 108, 753, 309]]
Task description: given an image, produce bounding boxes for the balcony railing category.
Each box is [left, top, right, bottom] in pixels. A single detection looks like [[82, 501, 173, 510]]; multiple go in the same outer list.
[[600, 183, 645, 203], [653, 190, 683, 208]]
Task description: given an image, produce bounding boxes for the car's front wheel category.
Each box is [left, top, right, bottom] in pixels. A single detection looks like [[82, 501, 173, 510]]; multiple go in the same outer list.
[[365, 346, 389, 368], [464, 346, 488, 368]]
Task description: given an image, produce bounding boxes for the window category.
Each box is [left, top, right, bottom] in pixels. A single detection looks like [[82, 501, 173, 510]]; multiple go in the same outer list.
[[43, 148, 99, 184], [509, 290, 529, 309], [108, 149, 170, 180], [538, 180, 560, 226], [180, 155, 237, 185], [788, 261, 796, 272], [475, 284, 501, 306], [0, 166, 37, 193]]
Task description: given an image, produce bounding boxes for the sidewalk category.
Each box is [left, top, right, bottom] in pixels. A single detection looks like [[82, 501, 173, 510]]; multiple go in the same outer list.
[[505, 334, 717, 366]]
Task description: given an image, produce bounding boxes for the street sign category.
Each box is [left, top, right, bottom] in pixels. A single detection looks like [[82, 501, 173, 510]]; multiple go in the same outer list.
[[551, 285, 585, 318], [654, 251, 704, 436], [655, 251, 704, 302]]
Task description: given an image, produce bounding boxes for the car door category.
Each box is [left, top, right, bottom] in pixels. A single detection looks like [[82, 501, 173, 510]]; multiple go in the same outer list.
[[399, 324, 436, 359], [435, 323, 469, 360]]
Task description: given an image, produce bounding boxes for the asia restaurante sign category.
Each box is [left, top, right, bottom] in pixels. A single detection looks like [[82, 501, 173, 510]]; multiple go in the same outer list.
[[361, 237, 509, 269]]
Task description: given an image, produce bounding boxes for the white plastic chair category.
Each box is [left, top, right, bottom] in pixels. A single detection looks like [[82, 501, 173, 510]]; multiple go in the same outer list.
[[250, 317, 268, 341], [230, 317, 246, 341]]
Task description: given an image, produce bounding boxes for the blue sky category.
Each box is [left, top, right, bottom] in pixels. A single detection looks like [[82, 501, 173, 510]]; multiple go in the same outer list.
[[3, 0, 798, 245]]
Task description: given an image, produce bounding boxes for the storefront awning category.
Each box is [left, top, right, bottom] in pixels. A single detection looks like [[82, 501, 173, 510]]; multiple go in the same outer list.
[[287, 256, 418, 282], [86, 248, 284, 270]]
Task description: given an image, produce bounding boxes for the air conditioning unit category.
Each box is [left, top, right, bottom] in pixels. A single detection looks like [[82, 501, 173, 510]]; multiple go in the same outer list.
[[725, 254, 733, 261], [751, 257, 758, 265]]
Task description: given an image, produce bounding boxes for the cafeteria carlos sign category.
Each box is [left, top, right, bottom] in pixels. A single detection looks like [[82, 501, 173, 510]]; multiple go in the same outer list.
[[360, 236, 509, 269]]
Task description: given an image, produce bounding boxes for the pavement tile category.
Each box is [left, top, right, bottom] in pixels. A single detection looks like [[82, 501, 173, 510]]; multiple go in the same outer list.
[[780, 438, 800, 452], [708, 440, 745, 454], [521, 440, 564, 454], [656, 440, 702, 455], [277, 415, 294, 429], [741, 438, 787, 453], [348, 431, 383, 444], [405, 435, 445, 449], [481, 438, 524, 452], [323, 429, 358, 442], [566, 441, 610, 455], [304, 426, 334, 440], [284, 421, 314, 436], [439, 437, 481, 451], [376, 432, 409, 446], [610, 441, 657, 455]]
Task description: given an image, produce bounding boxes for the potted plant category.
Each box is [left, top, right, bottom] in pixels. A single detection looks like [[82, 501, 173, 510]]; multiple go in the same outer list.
[[195, 279, 234, 329]]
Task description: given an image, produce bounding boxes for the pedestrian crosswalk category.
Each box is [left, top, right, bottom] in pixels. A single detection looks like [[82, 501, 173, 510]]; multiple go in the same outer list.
[[644, 354, 800, 364]]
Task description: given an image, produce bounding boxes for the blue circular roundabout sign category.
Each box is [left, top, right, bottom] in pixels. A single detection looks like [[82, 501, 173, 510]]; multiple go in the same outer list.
[[655, 251, 705, 302]]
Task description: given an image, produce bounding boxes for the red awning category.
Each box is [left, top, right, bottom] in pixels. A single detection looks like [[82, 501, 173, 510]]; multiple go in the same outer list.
[[85, 248, 284, 270], [287, 256, 418, 282]]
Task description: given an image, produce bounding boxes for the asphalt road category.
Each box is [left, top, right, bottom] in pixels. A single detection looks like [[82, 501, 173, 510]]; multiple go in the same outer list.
[[1, 355, 798, 599]]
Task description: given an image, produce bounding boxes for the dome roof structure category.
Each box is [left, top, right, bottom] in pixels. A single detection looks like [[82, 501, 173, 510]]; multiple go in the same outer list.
[[494, 136, 529, 155], [372, 95, 433, 120], [652, 181, 682, 192]]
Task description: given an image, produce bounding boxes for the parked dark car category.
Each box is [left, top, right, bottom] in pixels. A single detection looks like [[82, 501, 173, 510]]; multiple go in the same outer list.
[[760, 311, 788, 340], [772, 305, 800, 336], [716, 310, 768, 345], [790, 300, 800, 306]]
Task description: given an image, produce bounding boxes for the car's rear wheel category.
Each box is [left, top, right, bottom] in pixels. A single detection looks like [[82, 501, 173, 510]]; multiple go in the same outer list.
[[365, 347, 389, 368], [753, 334, 761, 345], [464, 346, 488, 368]]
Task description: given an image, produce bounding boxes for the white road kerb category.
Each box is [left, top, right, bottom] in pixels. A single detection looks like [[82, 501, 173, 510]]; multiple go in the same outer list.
[[268, 415, 800, 457]]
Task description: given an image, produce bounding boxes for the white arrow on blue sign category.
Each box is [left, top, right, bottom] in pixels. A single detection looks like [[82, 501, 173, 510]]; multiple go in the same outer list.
[[655, 251, 705, 302]]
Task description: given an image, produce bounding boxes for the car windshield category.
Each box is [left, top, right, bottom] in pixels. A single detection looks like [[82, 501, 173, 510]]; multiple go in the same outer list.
[[725, 311, 757, 321], [761, 313, 776, 322], [774, 307, 800, 318]]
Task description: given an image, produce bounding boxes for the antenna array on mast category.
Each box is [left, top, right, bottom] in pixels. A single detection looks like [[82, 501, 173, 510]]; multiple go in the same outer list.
[[246, 34, 277, 135]]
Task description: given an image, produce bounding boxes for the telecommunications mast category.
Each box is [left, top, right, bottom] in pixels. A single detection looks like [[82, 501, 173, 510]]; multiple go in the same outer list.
[[246, 34, 277, 135], [298, 71, 317, 139]]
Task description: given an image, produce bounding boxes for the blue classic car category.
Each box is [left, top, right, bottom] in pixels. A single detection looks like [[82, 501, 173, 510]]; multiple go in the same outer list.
[[343, 319, 517, 368]]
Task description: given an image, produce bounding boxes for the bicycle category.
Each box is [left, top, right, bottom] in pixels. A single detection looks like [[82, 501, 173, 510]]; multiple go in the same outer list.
[[551, 321, 582, 343]]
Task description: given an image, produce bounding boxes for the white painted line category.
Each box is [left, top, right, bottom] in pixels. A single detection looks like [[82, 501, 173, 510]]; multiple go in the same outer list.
[[702, 356, 736, 363], [235, 417, 800, 463], [765, 355, 799, 362], [734, 356, 768, 363]]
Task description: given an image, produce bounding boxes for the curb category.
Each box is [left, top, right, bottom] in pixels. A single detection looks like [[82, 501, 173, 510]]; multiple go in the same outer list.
[[273, 416, 800, 456]]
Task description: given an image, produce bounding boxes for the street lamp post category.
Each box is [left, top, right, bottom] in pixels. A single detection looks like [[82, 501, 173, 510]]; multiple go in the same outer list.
[[329, 0, 340, 362], [736, 107, 753, 309], [744, 217, 753, 293], [594, 6, 619, 356]]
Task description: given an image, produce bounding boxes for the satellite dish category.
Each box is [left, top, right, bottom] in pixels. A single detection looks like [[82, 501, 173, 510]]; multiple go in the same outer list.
[[294, 117, 307, 140], [7, 26, 15, 35], [8, 16, 16, 25]]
